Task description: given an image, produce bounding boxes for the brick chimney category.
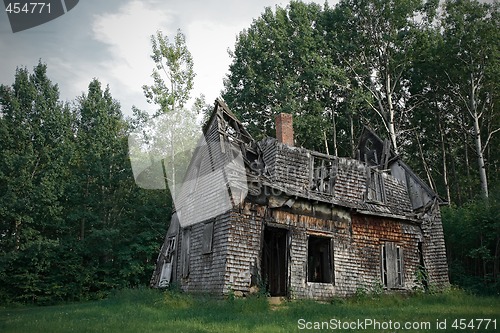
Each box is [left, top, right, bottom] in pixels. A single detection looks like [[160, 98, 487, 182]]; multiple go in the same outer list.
[[275, 113, 294, 146]]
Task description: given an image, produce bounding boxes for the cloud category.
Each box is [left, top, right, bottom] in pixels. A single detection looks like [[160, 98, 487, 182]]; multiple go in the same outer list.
[[185, 19, 247, 103], [91, 0, 174, 114]]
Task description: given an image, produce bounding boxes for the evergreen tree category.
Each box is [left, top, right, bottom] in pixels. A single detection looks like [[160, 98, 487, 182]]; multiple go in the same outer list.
[[0, 62, 74, 303]]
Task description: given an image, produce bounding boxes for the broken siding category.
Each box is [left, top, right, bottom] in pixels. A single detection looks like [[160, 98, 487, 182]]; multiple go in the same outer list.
[[259, 141, 413, 218], [259, 138, 277, 179]]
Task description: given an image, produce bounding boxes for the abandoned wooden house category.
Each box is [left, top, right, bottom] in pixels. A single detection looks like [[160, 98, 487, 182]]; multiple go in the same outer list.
[[150, 99, 449, 299]]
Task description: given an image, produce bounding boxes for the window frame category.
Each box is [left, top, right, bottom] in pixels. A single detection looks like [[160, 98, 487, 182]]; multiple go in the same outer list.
[[309, 154, 338, 195], [201, 220, 215, 254], [366, 167, 386, 203]]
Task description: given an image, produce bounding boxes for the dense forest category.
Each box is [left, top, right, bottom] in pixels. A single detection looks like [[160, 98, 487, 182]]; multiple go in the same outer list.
[[1, 0, 498, 304]]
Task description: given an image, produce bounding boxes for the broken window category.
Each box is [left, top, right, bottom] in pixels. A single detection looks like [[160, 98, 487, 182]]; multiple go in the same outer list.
[[310, 155, 337, 195], [367, 168, 386, 203], [202, 221, 214, 254], [307, 236, 334, 283], [158, 236, 176, 287], [181, 228, 191, 278], [381, 242, 404, 288]]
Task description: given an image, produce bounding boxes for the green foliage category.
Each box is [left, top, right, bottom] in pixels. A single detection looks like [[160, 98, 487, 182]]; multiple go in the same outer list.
[[143, 29, 195, 114], [442, 190, 500, 295], [223, 1, 350, 153], [0, 64, 170, 305], [0, 0, 498, 306]]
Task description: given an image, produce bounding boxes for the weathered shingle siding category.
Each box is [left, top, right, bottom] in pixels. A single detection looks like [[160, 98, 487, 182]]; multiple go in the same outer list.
[[224, 207, 262, 294], [383, 174, 413, 213], [259, 140, 413, 217], [350, 214, 422, 292], [225, 201, 424, 300], [176, 108, 233, 226], [176, 211, 232, 294], [260, 138, 277, 179], [421, 205, 450, 288], [273, 144, 310, 193], [334, 158, 367, 204]]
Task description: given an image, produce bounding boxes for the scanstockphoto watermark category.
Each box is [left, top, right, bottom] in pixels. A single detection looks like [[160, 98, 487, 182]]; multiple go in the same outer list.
[[128, 109, 248, 229], [297, 318, 498, 331], [298, 318, 432, 331]]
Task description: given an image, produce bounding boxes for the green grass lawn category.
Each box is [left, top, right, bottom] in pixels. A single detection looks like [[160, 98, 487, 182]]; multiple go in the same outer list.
[[1, 288, 499, 333]]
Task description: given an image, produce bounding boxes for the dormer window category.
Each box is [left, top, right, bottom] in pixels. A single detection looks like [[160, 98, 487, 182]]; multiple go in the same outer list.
[[367, 167, 386, 203]]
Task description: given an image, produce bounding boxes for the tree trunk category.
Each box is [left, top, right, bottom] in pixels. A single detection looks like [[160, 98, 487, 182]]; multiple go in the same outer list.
[[468, 72, 489, 198], [415, 131, 435, 191], [332, 111, 338, 157], [438, 115, 451, 204], [464, 132, 472, 199], [450, 152, 462, 205], [472, 112, 489, 198], [385, 74, 398, 154], [349, 113, 355, 158]]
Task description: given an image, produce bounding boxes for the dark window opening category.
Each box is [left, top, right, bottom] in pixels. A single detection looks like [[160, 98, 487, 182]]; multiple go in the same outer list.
[[381, 242, 403, 288], [307, 236, 334, 283]]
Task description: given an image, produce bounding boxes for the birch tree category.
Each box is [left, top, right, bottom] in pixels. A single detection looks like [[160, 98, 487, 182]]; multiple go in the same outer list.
[[135, 29, 199, 200], [441, 0, 499, 198], [333, 0, 439, 154]]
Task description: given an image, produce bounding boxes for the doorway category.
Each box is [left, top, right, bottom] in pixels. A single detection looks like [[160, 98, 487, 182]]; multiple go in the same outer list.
[[261, 226, 288, 296]]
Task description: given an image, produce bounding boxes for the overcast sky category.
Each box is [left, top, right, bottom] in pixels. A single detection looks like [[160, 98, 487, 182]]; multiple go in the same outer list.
[[0, 0, 328, 117]]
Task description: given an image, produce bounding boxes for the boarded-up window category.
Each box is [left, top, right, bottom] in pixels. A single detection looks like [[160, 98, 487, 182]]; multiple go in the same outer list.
[[381, 242, 404, 288], [181, 228, 191, 278], [159, 236, 176, 287], [307, 236, 334, 283], [367, 168, 386, 203], [202, 221, 214, 254]]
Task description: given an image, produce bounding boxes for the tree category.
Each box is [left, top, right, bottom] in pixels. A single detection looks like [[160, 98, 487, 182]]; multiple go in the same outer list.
[[223, 1, 349, 153], [0, 62, 74, 303], [440, 0, 500, 198], [136, 29, 201, 200], [65, 79, 169, 296], [331, 0, 439, 154], [143, 29, 195, 115]]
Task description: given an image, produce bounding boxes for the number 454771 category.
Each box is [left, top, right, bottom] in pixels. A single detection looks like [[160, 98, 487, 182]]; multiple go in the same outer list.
[[452, 319, 497, 330], [5, 2, 51, 14]]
